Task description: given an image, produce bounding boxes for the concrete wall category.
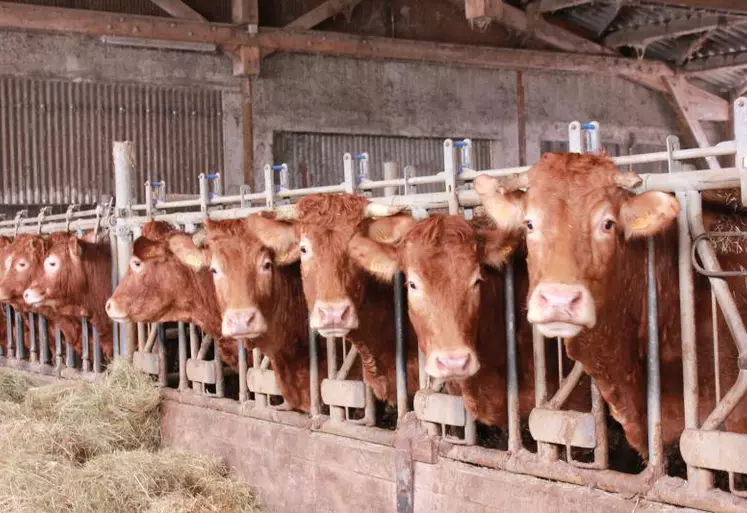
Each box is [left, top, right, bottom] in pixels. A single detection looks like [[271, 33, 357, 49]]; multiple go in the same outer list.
[[162, 400, 702, 513]]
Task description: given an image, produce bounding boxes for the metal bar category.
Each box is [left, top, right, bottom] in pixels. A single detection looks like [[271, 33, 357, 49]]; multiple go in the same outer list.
[[238, 338, 248, 402], [28, 312, 36, 363], [93, 327, 102, 373], [713, 290, 721, 403], [646, 237, 664, 472], [113, 140, 135, 359], [688, 193, 747, 356], [137, 322, 146, 351], [14, 310, 23, 361], [110, 233, 120, 357], [39, 314, 49, 366], [3, 305, 10, 357], [590, 381, 609, 469], [197, 335, 213, 360], [702, 372, 747, 430], [144, 323, 159, 353], [309, 322, 321, 416], [157, 323, 167, 387], [504, 258, 521, 452], [189, 324, 200, 393], [214, 336, 224, 398], [252, 348, 266, 408], [54, 327, 62, 370], [326, 335, 345, 422], [336, 344, 359, 380], [178, 322, 187, 391], [548, 361, 585, 409], [394, 272, 409, 421], [81, 317, 90, 372], [532, 326, 558, 461]]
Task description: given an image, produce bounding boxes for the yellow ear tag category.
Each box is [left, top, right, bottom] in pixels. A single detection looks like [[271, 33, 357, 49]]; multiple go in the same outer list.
[[185, 254, 203, 269], [628, 216, 652, 232]]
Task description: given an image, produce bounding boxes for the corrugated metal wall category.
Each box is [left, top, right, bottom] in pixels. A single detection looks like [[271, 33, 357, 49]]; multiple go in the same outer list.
[[0, 76, 224, 205], [272, 132, 492, 193]]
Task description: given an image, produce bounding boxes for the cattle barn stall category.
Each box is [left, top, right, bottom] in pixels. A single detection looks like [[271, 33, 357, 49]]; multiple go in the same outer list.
[[1, 1, 747, 512], [0, 111, 745, 513]]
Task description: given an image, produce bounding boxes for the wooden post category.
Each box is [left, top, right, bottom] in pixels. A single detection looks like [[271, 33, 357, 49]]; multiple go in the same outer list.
[[242, 78, 255, 189], [516, 71, 527, 167]]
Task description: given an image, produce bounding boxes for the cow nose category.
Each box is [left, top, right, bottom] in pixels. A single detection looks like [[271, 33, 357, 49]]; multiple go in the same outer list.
[[222, 308, 267, 338], [311, 299, 358, 336], [105, 298, 128, 321], [23, 288, 43, 305], [527, 282, 596, 337], [426, 349, 479, 379]]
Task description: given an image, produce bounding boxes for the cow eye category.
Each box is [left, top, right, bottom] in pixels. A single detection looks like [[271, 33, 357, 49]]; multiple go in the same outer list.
[[408, 281, 417, 291], [525, 220, 534, 232], [603, 219, 615, 231], [209, 267, 218, 275], [262, 260, 272, 271], [472, 276, 483, 287], [300, 246, 307, 254]]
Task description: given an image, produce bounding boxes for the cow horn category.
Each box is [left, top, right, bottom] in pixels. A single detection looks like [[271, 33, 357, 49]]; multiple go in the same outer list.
[[274, 204, 298, 221], [191, 230, 206, 248], [613, 171, 643, 191], [363, 202, 405, 218]]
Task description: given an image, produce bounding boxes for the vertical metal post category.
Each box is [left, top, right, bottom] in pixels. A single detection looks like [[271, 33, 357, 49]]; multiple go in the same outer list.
[[342, 153, 356, 194], [533, 326, 558, 461], [646, 237, 664, 473], [568, 121, 582, 153], [327, 336, 344, 422], [590, 381, 609, 468], [81, 317, 90, 372], [93, 327, 102, 373], [309, 322, 321, 416], [137, 322, 146, 351], [65, 336, 74, 369], [734, 97, 747, 207], [157, 323, 167, 387], [39, 314, 49, 366], [213, 336, 224, 398], [54, 327, 62, 370], [383, 161, 400, 197], [28, 312, 37, 363], [394, 272, 409, 422], [14, 310, 23, 361], [113, 141, 135, 359], [2, 305, 9, 357], [504, 258, 521, 452], [189, 324, 200, 393], [253, 348, 266, 407], [178, 322, 188, 391], [263, 164, 276, 208], [442, 139, 459, 214], [110, 234, 120, 357], [238, 338, 248, 402]]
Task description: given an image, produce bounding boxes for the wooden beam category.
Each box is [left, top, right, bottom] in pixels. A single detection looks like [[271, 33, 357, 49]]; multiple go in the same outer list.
[[641, 1, 747, 15], [465, 0, 503, 20], [682, 50, 747, 74], [528, 0, 593, 13], [735, 77, 747, 98], [149, 0, 205, 21], [232, 0, 258, 25], [604, 14, 741, 47], [233, 45, 260, 76], [681, 80, 730, 121], [285, 0, 363, 29], [665, 76, 721, 169], [0, 3, 673, 78], [676, 29, 713, 66]]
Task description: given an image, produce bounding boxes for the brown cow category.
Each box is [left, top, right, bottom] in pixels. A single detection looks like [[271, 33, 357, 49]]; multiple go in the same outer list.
[[166, 215, 323, 412], [475, 152, 747, 458], [349, 213, 590, 426], [105, 221, 246, 371], [268, 194, 421, 406], [0, 234, 83, 359]]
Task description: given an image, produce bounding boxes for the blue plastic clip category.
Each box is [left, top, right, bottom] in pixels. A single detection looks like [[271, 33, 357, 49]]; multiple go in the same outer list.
[[150, 181, 164, 188], [205, 173, 219, 180], [353, 153, 367, 160], [272, 165, 283, 171], [581, 123, 595, 130], [454, 141, 467, 148]]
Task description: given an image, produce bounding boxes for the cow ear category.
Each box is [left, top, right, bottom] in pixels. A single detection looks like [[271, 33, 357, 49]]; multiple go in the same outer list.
[[364, 214, 415, 244], [68, 236, 82, 260], [348, 233, 400, 283], [168, 234, 208, 271], [619, 191, 679, 240], [133, 237, 167, 262], [478, 229, 521, 269], [245, 215, 299, 266], [474, 175, 526, 231]]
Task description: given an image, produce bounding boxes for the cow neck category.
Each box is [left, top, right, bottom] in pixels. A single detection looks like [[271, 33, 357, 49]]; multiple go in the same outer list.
[[184, 270, 225, 341], [79, 242, 113, 334]]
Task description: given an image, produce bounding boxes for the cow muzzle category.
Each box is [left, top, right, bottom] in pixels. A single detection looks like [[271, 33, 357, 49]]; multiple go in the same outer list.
[[310, 299, 358, 338], [425, 348, 479, 379], [527, 282, 596, 338], [22, 288, 45, 306], [105, 298, 129, 322], [222, 308, 267, 339]]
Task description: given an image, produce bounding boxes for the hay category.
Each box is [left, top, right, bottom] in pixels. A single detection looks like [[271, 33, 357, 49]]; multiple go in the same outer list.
[[0, 360, 261, 513]]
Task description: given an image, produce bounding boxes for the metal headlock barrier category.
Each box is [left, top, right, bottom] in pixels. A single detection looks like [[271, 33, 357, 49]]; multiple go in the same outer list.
[[2, 99, 747, 512]]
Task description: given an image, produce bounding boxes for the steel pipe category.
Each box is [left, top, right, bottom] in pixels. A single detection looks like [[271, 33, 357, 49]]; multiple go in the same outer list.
[[504, 259, 521, 452], [646, 237, 664, 472]]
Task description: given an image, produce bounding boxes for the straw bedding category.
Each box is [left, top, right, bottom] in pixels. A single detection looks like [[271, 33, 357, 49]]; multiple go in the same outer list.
[[0, 361, 260, 513]]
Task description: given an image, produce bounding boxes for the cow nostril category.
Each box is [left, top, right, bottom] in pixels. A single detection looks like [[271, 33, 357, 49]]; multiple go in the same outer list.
[[339, 306, 350, 322], [244, 312, 256, 328], [569, 292, 582, 310]]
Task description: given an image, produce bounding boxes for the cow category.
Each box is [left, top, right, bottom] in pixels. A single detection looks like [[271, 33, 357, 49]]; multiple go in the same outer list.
[[0, 234, 83, 359], [265, 194, 421, 407], [475, 152, 747, 459], [164, 215, 325, 413], [346, 213, 590, 427], [22, 232, 114, 360], [105, 221, 247, 371]]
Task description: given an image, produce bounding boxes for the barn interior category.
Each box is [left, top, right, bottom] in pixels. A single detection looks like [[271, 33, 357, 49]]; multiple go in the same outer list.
[[0, 1, 745, 512]]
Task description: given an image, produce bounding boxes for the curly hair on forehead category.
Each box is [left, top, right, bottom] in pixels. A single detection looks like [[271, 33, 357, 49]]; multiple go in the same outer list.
[[296, 194, 370, 227], [403, 215, 476, 248], [10, 234, 50, 258], [141, 220, 177, 241]]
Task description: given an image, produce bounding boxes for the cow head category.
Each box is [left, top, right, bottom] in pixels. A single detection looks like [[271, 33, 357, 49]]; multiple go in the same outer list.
[[0, 235, 49, 305], [350, 214, 519, 379], [274, 194, 405, 338], [166, 215, 298, 340], [23, 233, 93, 312], [475, 153, 678, 339], [106, 221, 212, 324]]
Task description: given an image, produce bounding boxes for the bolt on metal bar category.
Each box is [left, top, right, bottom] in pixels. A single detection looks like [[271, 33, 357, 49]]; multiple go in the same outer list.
[[93, 327, 102, 373], [28, 312, 36, 363], [14, 310, 23, 361], [504, 258, 521, 452], [647, 237, 664, 473], [39, 314, 49, 366], [178, 322, 188, 391], [394, 272, 409, 421], [81, 317, 90, 372], [309, 322, 321, 417]]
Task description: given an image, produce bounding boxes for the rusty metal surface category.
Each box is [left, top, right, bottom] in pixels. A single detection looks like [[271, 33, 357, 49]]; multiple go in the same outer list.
[[680, 428, 747, 474], [413, 390, 466, 427], [0, 76, 224, 204], [185, 358, 217, 385], [320, 378, 367, 409], [247, 368, 283, 396], [528, 408, 596, 449]]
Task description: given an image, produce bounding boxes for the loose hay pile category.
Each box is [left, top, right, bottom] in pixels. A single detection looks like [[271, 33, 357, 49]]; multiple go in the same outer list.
[[0, 361, 260, 513]]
